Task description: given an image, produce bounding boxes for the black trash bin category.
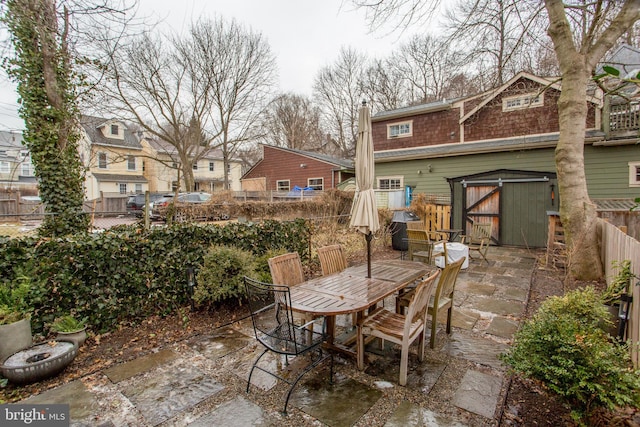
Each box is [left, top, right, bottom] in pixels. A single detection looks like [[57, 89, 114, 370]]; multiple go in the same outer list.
[[390, 211, 421, 251]]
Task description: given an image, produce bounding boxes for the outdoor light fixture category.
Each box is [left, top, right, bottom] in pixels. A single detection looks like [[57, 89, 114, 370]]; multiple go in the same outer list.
[[428, 164, 433, 173], [300, 163, 307, 168], [186, 267, 196, 311], [617, 283, 634, 340]]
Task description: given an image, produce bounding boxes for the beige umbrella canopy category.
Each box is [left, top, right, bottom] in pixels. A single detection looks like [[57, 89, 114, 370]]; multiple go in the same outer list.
[[349, 101, 380, 277]]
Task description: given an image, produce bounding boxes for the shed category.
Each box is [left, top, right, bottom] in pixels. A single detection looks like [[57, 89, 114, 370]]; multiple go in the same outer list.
[[447, 169, 558, 248]]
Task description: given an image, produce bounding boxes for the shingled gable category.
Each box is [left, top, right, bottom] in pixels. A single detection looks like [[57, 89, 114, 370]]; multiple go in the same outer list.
[[459, 71, 601, 125]]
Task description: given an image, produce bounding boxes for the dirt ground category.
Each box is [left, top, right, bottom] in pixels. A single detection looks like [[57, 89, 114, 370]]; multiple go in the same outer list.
[[0, 247, 636, 426]]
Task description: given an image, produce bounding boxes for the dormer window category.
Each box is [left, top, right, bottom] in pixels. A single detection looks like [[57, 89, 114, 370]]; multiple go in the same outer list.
[[110, 124, 119, 135], [387, 121, 412, 139]]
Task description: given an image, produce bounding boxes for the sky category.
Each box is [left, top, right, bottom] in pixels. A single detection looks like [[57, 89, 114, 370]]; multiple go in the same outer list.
[[0, 0, 419, 132]]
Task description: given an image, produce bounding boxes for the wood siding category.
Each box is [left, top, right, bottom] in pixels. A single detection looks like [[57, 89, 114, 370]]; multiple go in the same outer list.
[[375, 144, 640, 200], [463, 84, 562, 141], [373, 109, 460, 151]]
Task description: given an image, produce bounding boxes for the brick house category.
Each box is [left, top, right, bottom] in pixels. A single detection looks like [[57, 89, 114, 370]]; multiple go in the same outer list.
[[241, 145, 354, 192], [372, 71, 639, 247]]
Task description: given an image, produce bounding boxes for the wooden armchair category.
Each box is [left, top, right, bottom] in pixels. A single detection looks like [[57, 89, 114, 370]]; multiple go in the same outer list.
[[357, 270, 440, 386], [317, 245, 347, 276], [397, 257, 465, 349], [460, 223, 492, 264]]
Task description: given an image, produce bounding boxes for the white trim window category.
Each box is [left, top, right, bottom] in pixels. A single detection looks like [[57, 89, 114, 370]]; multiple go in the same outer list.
[[119, 183, 127, 194], [378, 176, 403, 190], [0, 161, 10, 173], [98, 152, 107, 169], [387, 120, 413, 139], [277, 180, 290, 191], [628, 161, 640, 187], [307, 178, 324, 190], [110, 124, 119, 136], [209, 162, 215, 172], [127, 155, 136, 171], [503, 92, 544, 111]]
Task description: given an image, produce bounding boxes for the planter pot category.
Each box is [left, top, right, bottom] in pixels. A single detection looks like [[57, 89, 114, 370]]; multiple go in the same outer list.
[[0, 318, 33, 363], [56, 328, 87, 347], [0, 340, 78, 384]]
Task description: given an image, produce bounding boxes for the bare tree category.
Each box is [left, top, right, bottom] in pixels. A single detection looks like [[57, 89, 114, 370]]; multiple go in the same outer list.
[[189, 17, 277, 189], [443, 0, 547, 87], [361, 58, 408, 111], [313, 47, 367, 158], [395, 34, 466, 103], [544, 0, 640, 280], [259, 93, 326, 151], [101, 16, 276, 191], [352, 0, 640, 280]]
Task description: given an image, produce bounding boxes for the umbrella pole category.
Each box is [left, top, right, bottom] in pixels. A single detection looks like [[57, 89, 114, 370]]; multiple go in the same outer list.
[[366, 232, 373, 278]]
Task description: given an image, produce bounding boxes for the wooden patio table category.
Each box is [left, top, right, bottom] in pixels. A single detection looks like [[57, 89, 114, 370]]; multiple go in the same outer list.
[[289, 259, 434, 357]]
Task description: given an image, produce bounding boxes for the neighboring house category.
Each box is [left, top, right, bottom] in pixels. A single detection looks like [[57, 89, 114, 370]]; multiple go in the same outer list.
[[79, 116, 148, 201], [0, 130, 36, 192], [140, 137, 243, 193], [372, 70, 639, 247], [241, 145, 354, 192]]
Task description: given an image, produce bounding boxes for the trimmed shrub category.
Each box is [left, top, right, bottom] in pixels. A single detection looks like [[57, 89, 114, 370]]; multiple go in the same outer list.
[[501, 287, 640, 422], [194, 245, 256, 306]]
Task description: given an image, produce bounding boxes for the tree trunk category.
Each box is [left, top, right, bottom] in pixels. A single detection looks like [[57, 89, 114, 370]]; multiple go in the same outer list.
[[555, 66, 603, 280]]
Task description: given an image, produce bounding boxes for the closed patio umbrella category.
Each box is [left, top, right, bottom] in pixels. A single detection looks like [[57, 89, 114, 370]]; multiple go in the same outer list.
[[350, 101, 380, 277]]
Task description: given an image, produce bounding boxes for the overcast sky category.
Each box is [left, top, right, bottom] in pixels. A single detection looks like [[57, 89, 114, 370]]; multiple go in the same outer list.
[[0, 0, 421, 131]]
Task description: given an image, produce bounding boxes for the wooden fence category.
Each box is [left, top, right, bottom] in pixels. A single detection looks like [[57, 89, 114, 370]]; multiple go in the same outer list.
[[600, 220, 640, 367]]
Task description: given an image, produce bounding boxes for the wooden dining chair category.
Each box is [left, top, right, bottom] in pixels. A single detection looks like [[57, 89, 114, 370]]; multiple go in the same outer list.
[[317, 244, 347, 276], [317, 244, 355, 326], [396, 256, 465, 349], [268, 252, 313, 329], [268, 252, 305, 286], [460, 222, 492, 264], [406, 229, 435, 264], [357, 270, 440, 386]]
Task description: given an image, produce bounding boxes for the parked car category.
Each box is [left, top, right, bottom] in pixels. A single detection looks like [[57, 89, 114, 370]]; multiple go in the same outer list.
[[151, 192, 212, 221], [127, 193, 171, 217]]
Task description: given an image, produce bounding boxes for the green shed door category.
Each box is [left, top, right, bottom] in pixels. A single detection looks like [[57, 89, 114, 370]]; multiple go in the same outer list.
[[500, 180, 554, 247]]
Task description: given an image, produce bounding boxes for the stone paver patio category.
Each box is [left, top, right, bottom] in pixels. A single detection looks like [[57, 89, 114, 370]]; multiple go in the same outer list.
[[17, 246, 540, 426]]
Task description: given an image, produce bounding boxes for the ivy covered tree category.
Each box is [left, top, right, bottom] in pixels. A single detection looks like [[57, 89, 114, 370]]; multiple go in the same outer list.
[[3, 0, 89, 236]]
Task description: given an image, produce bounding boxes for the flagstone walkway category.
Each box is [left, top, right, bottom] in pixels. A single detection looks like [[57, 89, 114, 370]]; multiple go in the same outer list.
[[20, 246, 540, 427]]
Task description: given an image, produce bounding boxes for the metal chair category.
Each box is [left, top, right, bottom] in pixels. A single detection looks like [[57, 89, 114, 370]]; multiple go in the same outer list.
[[317, 244, 347, 276], [356, 270, 440, 386], [396, 257, 466, 349], [244, 277, 333, 415], [460, 223, 492, 264]]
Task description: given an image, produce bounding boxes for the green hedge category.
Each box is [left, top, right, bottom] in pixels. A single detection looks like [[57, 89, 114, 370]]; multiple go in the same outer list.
[[0, 219, 310, 334]]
